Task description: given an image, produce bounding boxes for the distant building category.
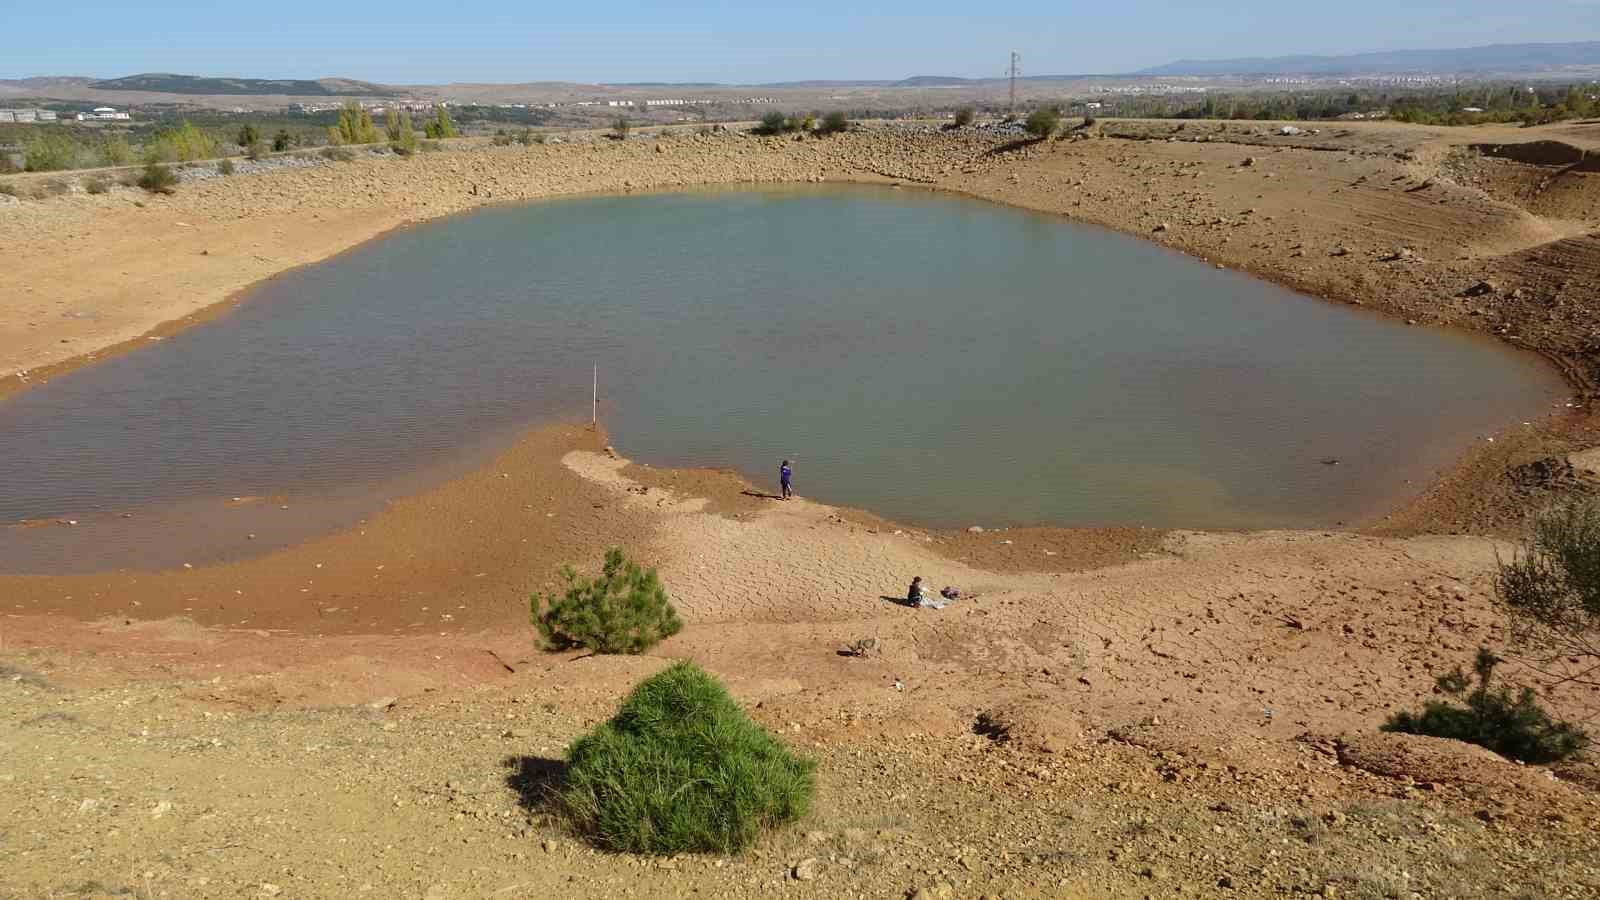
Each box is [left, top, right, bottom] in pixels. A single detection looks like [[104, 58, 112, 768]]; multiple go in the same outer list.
[[75, 106, 131, 121]]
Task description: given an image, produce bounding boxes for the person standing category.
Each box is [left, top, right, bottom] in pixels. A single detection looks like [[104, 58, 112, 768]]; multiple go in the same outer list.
[[780, 459, 793, 500]]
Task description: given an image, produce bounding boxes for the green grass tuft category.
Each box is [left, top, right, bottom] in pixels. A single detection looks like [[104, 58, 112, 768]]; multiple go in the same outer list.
[[560, 661, 816, 854]]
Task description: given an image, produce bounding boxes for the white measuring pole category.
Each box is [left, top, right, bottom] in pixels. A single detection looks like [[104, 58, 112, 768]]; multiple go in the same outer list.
[[592, 364, 598, 424]]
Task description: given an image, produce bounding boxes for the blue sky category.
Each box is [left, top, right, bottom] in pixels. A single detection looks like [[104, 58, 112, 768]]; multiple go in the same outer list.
[[3, 1, 1598, 83]]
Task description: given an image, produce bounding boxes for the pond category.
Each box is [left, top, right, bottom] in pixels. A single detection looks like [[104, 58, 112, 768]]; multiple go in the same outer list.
[[0, 184, 1566, 572]]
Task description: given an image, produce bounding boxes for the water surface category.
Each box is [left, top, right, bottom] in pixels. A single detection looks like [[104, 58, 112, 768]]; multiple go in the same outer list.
[[0, 185, 1566, 571]]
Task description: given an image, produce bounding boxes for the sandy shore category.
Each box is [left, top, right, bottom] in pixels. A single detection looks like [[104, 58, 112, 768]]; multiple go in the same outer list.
[[3, 121, 1599, 897]]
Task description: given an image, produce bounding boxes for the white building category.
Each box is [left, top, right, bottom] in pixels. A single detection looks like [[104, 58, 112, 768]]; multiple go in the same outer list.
[[76, 106, 131, 121]]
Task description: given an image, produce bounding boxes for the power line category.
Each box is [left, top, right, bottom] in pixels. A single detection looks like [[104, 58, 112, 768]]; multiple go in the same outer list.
[[1008, 51, 1020, 114]]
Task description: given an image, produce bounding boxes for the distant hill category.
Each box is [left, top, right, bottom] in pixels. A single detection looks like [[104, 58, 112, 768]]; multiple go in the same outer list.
[[86, 73, 397, 96], [1137, 41, 1600, 77]]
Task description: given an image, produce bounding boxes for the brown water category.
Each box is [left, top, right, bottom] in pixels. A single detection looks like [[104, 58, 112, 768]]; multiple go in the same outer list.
[[0, 184, 1568, 572]]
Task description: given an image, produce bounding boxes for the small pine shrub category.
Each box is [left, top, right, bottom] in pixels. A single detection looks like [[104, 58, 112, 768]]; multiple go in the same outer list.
[[216, 159, 235, 175], [953, 106, 977, 127], [0, 180, 17, 197], [1383, 647, 1588, 763], [272, 130, 293, 152], [561, 661, 816, 854], [84, 176, 110, 194], [610, 117, 630, 140], [136, 162, 177, 194], [492, 130, 513, 146], [319, 146, 356, 162], [531, 548, 682, 654]]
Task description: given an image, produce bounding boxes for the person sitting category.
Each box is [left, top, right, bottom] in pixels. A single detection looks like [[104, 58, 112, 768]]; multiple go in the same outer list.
[[908, 576, 926, 606]]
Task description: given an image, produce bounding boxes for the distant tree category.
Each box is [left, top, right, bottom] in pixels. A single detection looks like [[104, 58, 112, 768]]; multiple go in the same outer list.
[[335, 102, 379, 144], [271, 130, 293, 152], [423, 106, 458, 139], [97, 135, 134, 167], [244, 141, 265, 161], [144, 121, 220, 163], [1024, 106, 1062, 139], [236, 123, 260, 148], [953, 106, 977, 127], [216, 158, 235, 175], [23, 131, 83, 171], [386, 109, 418, 155], [609, 116, 630, 140]]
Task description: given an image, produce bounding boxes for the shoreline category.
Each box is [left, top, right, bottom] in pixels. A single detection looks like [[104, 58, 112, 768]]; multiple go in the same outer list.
[[2, 122, 1598, 585]]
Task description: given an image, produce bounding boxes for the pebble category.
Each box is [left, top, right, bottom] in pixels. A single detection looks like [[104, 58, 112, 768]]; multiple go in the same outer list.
[[791, 857, 820, 880]]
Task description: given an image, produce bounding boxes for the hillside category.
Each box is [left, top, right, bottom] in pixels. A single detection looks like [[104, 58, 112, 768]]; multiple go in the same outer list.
[[86, 72, 397, 96], [1138, 40, 1600, 77]]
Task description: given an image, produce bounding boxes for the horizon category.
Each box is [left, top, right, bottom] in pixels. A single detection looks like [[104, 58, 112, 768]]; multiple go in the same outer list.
[[4, 1, 1599, 84]]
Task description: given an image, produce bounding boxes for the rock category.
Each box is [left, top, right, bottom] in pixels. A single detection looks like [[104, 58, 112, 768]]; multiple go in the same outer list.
[[1459, 279, 1498, 298], [966, 525, 984, 533], [1239, 156, 1256, 167], [791, 857, 821, 881], [541, 839, 560, 853], [1153, 222, 1170, 232], [366, 696, 398, 711], [258, 886, 283, 898], [151, 800, 172, 818], [1329, 246, 1350, 257], [1217, 873, 1235, 889]]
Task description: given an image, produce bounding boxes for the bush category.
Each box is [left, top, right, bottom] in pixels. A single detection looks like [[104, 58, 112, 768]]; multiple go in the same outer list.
[[136, 162, 178, 194], [319, 146, 356, 162], [216, 158, 235, 175], [1383, 647, 1588, 763], [531, 548, 682, 653], [0, 181, 16, 197], [245, 141, 265, 161], [24, 131, 83, 171], [754, 110, 789, 135], [84, 176, 110, 194], [1024, 106, 1062, 139], [1498, 500, 1600, 687], [953, 106, 977, 127], [272, 130, 294, 152], [610, 117, 630, 140], [146, 121, 221, 163], [491, 130, 513, 146], [560, 661, 816, 854], [817, 110, 850, 135], [237, 123, 259, 148]]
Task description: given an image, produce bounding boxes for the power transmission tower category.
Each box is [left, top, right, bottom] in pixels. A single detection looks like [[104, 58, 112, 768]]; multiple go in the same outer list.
[[1008, 51, 1020, 114]]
